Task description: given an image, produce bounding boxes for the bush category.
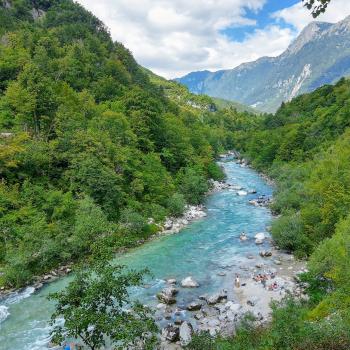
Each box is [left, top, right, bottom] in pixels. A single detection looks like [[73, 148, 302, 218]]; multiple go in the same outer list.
[[207, 162, 225, 181], [177, 166, 209, 205], [271, 211, 312, 257], [167, 193, 186, 217], [119, 207, 147, 235]]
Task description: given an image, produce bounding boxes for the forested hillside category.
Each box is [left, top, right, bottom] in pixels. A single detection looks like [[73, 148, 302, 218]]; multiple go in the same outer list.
[[0, 0, 251, 288], [193, 78, 350, 349]]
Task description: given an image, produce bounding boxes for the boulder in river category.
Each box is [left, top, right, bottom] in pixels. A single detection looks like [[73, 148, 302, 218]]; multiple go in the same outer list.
[[239, 232, 248, 241], [181, 276, 199, 288], [259, 250, 272, 257], [179, 321, 193, 346], [157, 287, 178, 305], [167, 279, 177, 285], [255, 232, 266, 245], [187, 301, 202, 311]]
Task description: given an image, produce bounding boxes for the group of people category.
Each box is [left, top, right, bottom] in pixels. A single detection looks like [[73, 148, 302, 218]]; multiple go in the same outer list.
[[253, 272, 278, 289]]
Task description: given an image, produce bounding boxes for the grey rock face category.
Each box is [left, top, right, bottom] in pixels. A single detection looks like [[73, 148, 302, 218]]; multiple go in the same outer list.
[[177, 16, 350, 113]]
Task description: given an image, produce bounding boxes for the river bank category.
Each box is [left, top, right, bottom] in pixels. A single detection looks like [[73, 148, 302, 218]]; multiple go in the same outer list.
[[0, 153, 236, 299], [0, 156, 304, 350], [0, 204, 208, 300], [156, 156, 306, 349]]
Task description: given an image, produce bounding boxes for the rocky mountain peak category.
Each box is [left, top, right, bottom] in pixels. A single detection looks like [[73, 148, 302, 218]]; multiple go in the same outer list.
[[286, 21, 331, 56]]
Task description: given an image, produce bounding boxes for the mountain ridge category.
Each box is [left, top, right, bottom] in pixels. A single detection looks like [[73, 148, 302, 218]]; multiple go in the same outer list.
[[177, 16, 350, 112]]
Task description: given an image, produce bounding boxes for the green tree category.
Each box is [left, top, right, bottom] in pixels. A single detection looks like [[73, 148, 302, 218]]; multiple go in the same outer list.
[[49, 261, 158, 350]]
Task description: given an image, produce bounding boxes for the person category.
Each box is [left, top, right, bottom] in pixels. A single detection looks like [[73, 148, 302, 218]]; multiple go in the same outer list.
[[239, 232, 247, 241], [234, 274, 240, 288]]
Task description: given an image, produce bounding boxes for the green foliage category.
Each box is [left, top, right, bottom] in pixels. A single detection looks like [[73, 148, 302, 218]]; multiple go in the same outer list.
[[190, 299, 350, 350], [199, 78, 350, 349], [304, 0, 332, 17], [166, 193, 186, 217], [177, 166, 209, 205], [0, 0, 249, 287], [207, 162, 226, 181], [49, 261, 158, 350]]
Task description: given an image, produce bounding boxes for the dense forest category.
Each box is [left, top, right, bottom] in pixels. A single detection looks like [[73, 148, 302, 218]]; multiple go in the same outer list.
[[1, 1, 350, 349], [0, 0, 253, 288], [192, 78, 350, 349]]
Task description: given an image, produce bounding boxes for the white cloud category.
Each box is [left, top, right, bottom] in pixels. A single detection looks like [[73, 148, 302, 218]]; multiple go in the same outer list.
[[273, 0, 350, 31], [75, 0, 350, 78]]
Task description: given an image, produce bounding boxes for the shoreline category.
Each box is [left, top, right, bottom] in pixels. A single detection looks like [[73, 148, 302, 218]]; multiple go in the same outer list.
[[158, 155, 307, 348], [1, 153, 308, 350], [0, 152, 237, 299], [0, 204, 209, 300]]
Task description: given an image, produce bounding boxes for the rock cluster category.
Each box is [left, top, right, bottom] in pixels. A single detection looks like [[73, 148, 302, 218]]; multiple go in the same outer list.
[[249, 196, 272, 207], [0, 264, 73, 298], [163, 205, 207, 234], [157, 287, 179, 305]]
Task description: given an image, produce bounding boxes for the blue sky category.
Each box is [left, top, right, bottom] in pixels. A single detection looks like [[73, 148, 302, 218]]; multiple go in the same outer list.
[[222, 0, 299, 42], [77, 0, 350, 78]]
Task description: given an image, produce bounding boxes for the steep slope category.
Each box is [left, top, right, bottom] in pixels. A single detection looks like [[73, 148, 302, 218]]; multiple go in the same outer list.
[[177, 16, 350, 112], [0, 0, 249, 287]]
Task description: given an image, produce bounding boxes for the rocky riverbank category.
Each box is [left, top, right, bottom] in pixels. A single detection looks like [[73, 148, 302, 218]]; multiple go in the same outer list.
[[157, 247, 307, 349], [153, 153, 306, 348]]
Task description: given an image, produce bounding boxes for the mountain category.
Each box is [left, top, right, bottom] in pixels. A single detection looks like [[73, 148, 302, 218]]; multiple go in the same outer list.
[[143, 67, 259, 114], [177, 16, 350, 112]]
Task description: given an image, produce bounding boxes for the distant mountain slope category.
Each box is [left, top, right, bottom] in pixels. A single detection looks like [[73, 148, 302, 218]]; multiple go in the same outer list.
[[211, 97, 260, 114], [177, 16, 350, 113]]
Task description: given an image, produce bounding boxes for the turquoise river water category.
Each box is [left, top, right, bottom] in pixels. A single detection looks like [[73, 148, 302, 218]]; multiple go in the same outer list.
[[0, 159, 273, 350]]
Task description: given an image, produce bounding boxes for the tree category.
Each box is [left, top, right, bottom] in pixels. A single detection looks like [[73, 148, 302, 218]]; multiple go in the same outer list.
[[303, 0, 332, 17], [49, 261, 158, 350]]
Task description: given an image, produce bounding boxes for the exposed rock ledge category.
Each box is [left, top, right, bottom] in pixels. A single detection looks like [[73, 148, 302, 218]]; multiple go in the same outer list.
[[161, 205, 207, 235]]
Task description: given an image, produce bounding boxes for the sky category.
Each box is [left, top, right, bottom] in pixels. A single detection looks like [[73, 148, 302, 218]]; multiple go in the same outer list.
[[76, 0, 350, 78]]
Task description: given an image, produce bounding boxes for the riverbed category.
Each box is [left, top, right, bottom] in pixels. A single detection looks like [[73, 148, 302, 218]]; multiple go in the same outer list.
[[0, 159, 276, 349]]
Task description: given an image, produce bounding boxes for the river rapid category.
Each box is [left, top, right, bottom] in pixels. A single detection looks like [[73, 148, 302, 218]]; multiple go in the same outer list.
[[0, 158, 273, 349]]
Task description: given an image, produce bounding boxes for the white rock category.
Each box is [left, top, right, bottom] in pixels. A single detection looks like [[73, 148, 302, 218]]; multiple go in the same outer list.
[[225, 301, 242, 313], [254, 232, 266, 240], [167, 279, 177, 285], [209, 327, 218, 336], [237, 190, 248, 196], [207, 319, 220, 327], [179, 322, 193, 346], [181, 276, 199, 288]]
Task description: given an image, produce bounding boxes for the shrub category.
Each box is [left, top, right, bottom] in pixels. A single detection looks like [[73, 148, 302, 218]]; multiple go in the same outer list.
[[167, 193, 186, 217]]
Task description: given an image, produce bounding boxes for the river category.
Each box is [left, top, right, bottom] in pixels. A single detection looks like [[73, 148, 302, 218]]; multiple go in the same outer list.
[[0, 158, 273, 349]]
